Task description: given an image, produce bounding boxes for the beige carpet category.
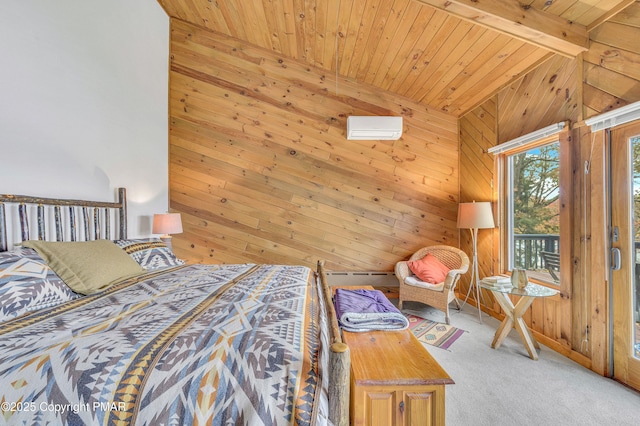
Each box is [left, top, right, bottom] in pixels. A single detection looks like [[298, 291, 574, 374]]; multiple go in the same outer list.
[[399, 300, 640, 426]]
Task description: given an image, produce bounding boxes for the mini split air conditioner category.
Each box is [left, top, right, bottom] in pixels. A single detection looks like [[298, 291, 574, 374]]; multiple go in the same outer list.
[[346, 116, 403, 140]]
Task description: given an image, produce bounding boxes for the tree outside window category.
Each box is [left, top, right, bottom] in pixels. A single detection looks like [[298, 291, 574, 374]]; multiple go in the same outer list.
[[508, 142, 560, 283]]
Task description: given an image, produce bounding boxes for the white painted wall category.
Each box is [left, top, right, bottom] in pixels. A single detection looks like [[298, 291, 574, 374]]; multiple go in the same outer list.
[[0, 0, 169, 238]]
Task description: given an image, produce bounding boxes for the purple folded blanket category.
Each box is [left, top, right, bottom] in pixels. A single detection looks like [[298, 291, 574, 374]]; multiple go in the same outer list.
[[334, 288, 409, 332]]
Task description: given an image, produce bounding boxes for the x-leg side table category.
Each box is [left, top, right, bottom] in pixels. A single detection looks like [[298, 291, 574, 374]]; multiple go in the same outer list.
[[480, 280, 558, 360]]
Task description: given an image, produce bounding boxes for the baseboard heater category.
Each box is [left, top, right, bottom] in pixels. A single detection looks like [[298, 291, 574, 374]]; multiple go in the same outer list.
[[324, 271, 398, 287]]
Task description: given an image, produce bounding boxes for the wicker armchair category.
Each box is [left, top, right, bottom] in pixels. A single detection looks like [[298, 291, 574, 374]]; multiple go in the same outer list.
[[395, 245, 470, 324]]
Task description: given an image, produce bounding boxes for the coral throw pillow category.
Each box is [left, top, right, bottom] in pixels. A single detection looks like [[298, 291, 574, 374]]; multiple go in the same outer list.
[[408, 254, 451, 284]]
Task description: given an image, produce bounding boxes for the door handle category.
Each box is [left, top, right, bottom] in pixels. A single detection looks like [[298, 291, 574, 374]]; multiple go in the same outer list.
[[611, 247, 621, 271]]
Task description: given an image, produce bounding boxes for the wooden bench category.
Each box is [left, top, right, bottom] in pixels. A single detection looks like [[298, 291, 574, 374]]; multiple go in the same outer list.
[[541, 251, 560, 283], [334, 286, 453, 425], [373, 285, 400, 299]]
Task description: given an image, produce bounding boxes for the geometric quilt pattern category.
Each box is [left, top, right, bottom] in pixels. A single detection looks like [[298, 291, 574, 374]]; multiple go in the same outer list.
[[114, 238, 185, 271], [0, 263, 324, 425], [0, 247, 79, 323]]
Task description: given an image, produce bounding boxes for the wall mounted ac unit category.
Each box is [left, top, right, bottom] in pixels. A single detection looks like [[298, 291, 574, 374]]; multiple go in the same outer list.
[[347, 116, 403, 140]]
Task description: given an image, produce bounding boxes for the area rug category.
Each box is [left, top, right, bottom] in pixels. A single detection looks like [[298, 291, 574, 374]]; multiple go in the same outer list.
[[405, 314, 466, 350]]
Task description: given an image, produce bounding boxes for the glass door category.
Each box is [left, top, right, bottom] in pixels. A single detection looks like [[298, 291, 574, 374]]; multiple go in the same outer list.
[[610, 122, 640, 391]]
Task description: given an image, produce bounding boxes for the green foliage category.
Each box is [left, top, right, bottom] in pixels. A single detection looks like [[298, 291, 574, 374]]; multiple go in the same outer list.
[[511, 143, 560, 234]]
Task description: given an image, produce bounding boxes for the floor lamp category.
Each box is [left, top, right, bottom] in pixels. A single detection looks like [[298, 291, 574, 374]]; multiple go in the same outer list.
[[457, 202, 495, 323]]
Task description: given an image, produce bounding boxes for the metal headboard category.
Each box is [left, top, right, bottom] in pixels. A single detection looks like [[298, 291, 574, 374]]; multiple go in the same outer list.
[[0, 188, 127, 252]]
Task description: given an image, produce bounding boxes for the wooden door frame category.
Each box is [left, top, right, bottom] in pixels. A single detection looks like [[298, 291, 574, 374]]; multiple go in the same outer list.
[[610, 121, 640, 391]]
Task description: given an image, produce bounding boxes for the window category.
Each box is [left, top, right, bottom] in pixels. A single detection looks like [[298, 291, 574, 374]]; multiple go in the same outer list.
[[632, 135, 640, 358], [505, 141, 560, 285]]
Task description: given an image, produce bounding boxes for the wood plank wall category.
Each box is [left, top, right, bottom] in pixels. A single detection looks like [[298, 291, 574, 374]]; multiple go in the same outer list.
[[458, 98, 497, 300], [496, 55, 580, 364], [583, 2, 640, 117], [460, 6, 640, 374], [459, 55, 585, 364], [168, 19, 459, 272], [498, 56, 579, 144], [578, 3, 640, 374]]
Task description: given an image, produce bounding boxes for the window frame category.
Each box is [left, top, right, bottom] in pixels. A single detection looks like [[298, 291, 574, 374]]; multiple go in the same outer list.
[[495, 132, 570, 291]]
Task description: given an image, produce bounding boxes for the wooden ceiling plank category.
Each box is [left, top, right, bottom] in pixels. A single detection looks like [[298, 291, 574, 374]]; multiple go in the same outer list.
[[216, 1, 248, 42], [444, 40, 547, 112], [238, 1, 273, 50], [171, 0, 197, 25], [385, 12, 452, 94], [534, 0, 576, 16], [330, 0, 353, 71], [338, 0, 364, 76], [366, 0, 423, 86], [260, 0, 284, 54], [415, 0, 589, 57], [303, 0, 318, 64], [590, 20, 640, 54], [161, 0, 630, 118], [157, 0, 190, 22], [452, 55, 553, 118], [292, 0, 308, 60], [524, 0, 557, 12], [186, 0, 222, 32], [201, 1, 232, 35], [586, 0, 637, 31], [345, 0, 383, 78], [424, 31, 506, 107], [608, 2, 640, 27], [372, 4, 436, 88], [449, 43, 554, 116], [321, 0, 339, 71], [355, 0, 400, 82], [280, 0, 299, 59], [412, 24, 493, 103], [314, 0, 330, 69], [402, 19, 477, 99], [559, 1, 600, 24]]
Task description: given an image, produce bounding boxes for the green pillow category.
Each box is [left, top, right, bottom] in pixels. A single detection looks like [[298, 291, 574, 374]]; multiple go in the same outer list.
[[23, 240, 145, 295]]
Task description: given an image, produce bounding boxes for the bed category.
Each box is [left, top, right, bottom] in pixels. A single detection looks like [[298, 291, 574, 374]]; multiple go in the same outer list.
[[0, 189, 349, 426]]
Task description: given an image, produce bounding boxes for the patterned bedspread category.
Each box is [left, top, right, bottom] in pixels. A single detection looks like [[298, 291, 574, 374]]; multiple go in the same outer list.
[[0, 264, 326, 425]]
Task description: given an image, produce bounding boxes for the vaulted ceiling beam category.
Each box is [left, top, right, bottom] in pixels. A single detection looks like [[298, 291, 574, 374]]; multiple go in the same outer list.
[[587, 0, 637, 32], [415, 0, 589, 58]]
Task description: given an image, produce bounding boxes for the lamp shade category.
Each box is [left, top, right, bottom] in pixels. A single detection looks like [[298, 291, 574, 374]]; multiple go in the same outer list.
[[457, 202, 495, 229], [152, 213, 183, 235]]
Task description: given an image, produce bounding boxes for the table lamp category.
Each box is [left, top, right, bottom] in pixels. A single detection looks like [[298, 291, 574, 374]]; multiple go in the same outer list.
[[457, 201, 495, 322], [152, 213, 183, 250]]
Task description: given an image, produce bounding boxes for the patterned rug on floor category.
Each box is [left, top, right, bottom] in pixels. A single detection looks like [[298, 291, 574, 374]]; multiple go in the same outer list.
[[405, 314, 466, 350]]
